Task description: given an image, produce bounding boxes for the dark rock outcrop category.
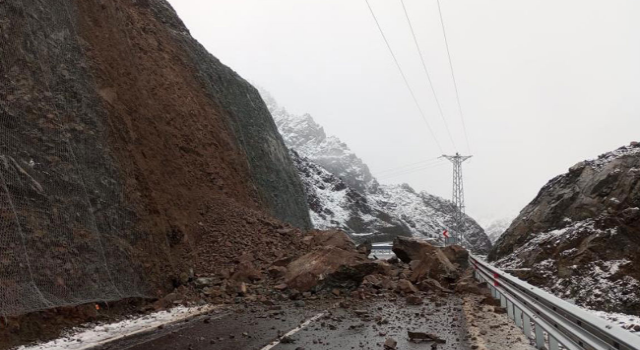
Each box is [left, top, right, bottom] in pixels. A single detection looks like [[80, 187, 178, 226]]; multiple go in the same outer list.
[[489, 143, 640, 315]]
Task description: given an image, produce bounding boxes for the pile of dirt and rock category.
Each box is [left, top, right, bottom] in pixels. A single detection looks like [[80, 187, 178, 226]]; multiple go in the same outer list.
[[152, 232, 481, 313], [489, 143, 640, 315], [174, 232, 480, 309]]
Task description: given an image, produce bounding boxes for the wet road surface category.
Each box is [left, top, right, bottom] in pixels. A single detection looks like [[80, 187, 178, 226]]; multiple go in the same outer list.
[[95, 295, 472, 350]]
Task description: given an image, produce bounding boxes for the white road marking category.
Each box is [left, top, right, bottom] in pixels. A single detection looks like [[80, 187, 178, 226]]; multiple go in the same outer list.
[[260, 305, 336, 350]]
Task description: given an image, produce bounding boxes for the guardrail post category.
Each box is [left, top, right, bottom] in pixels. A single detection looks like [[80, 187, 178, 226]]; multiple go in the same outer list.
[[523, 313, 532, 339], [500, 294, 507, 308], [507, 300, 515, 320], [514, 307, 523, 328], [549, 336, 560, 350], [535, 325, 545, 349]]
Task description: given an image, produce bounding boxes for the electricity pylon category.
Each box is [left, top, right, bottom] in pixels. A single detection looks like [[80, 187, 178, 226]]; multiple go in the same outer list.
[[441, 153, 472, 245]]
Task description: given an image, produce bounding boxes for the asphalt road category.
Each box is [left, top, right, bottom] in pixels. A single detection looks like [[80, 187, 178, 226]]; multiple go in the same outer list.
[[95, 295, 472, 350]]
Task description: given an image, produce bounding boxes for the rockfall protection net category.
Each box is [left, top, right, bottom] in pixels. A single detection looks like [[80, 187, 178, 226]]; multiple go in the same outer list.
[[0, 0, 156, 317]]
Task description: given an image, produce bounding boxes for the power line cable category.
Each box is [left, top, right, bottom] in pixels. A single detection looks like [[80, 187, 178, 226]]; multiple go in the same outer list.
[[379, 162, 445, 178], [379, 162, 448, 180], [376, 157, 440, 173], [436, 0, 471, 153], [379, 163, 442, 178], [364, 0, 444, 154], [400, 0, 457, 152], [376, 158, 442, 175]]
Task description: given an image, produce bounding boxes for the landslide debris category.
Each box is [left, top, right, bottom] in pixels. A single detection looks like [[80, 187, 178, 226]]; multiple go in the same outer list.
[[165, 232, 481, 314], [489, 142, 640, 315]]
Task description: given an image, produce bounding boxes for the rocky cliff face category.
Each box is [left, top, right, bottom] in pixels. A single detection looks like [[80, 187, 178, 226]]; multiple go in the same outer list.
[[262, 90, 492, 253], [489, 143, 640, 315], [0, 0, 310, 317], [263, 92, 379, 194]]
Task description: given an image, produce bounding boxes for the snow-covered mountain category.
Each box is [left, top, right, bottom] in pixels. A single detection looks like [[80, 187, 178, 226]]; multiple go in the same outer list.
[[483, 217, 514, 243], [369, 183, 489, 250], [263, 92, 378, 194], [290, 150, 412, 242], [261, 90, 492, 253]]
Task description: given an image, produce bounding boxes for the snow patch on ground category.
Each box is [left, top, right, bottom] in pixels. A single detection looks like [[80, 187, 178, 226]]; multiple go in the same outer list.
[[17, 305, 216, 350], [590, 310, 640, 335]]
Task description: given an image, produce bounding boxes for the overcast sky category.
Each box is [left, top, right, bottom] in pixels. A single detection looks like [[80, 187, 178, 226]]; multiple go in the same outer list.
[[167, 0, 640, 224]]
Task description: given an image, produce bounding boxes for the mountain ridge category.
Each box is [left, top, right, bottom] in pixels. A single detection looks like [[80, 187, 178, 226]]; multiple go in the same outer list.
[[261, 89, 492, 253]]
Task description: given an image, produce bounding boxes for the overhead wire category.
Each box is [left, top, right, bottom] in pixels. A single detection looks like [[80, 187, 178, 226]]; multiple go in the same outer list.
[[436, 0, 471, 153], [364, 0, 444, 154], [378, 161, 448, 180], [400, 0, 457, 152], [376, 156, 440, 173], [376, 158, 442, 175], [378, 164, 443, 179]]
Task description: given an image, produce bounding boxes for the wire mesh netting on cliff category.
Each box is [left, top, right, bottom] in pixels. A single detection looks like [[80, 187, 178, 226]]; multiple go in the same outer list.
[[0, 0, 161, 317]]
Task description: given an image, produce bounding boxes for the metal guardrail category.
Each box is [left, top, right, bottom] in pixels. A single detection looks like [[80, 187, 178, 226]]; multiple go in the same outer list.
[[470, 255, 640, 350]]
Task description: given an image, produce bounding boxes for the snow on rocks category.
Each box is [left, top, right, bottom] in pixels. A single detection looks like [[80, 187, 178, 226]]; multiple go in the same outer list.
[[586, 143, 640, 169], [591, 310, 640, 335], [370, 184, 491, 252], [494, 218, 640, 316]]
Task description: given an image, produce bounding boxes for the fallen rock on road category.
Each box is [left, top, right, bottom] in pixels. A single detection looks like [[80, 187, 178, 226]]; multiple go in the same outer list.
[[284, 246, 388, 292], [407, 331, 446, 343]]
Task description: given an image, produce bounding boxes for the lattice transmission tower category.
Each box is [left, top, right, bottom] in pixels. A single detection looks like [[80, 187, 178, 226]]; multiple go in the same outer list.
[[441, 153, 472, 245]]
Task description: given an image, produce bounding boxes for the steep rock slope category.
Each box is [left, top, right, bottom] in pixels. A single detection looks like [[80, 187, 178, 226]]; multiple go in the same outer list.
[[371, 184, 490, 252], [263, 92, 378, 194], [0, 0, 310, 318], [290, 151, 413, 242], [489, 143, 640, 315], [262, 91, 491, 253]]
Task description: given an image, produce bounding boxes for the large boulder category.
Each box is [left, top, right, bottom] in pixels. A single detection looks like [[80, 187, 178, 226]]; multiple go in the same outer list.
[[441, 245, 470, 270], [392, 237, 465, 286], [392, 236, 437, 263], [409, 248, 458, 285], [284, 246, 386, 292], [303, 229, 356, 251]]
